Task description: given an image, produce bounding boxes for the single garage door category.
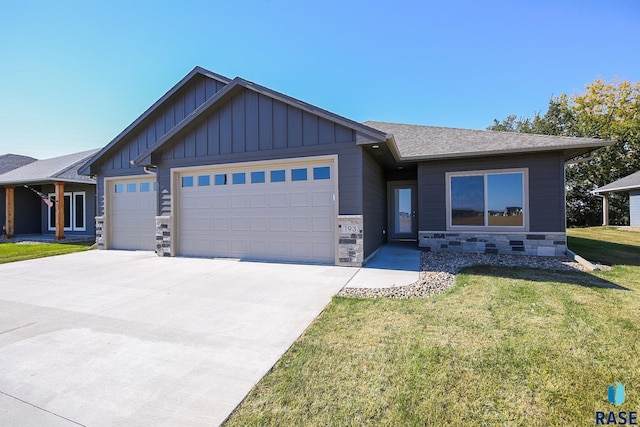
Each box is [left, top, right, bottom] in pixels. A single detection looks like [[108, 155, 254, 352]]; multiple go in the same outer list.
[[178, 158, 336, 263], [109, 177, 157, 250]]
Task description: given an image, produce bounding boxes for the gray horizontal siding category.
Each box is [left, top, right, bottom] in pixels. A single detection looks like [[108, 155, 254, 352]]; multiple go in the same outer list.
[[418, 152, 566, 232], [631, 191, 640, 227], [99, 74, 225, 174], [12, 187, 41, 234], [362, 149, 387, 258]]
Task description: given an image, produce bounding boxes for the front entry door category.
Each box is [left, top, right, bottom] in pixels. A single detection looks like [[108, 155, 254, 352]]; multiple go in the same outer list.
[[388, 182, 418, 240]]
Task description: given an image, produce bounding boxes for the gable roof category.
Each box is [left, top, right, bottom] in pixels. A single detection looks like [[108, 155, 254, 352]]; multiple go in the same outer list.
[[79, 67, 231, 175], [0, 149, 99, 185], [133, 76, 388, 165], [363, 121, 613, 161], [0, 154, 37, 175], [593, 170, 640, 193]]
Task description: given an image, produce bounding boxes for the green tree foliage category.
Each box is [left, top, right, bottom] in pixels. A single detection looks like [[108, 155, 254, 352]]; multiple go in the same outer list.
[[489, 79, 640, 226]]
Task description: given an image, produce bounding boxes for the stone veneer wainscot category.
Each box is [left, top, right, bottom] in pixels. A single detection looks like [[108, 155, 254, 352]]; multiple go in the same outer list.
[[337, 215, 364, 266], [419, 231, 567, 257], [156, 216, 172, 256], [95, 216, 105, 249]]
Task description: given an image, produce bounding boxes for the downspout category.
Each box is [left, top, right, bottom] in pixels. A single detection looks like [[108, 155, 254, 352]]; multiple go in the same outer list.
[[566, 150, 596, 165]]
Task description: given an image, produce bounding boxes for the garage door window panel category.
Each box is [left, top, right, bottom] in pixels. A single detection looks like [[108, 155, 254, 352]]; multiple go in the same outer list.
[[313, 166, 331, 180], [182, 176, 194, 187], [232, 173, 246, 184], [291, 168, 307, 181], [251, 171, 266, 183], [198, 175, 210, 186], [214, 174, 227, 185], [271, 170, 286, 183]]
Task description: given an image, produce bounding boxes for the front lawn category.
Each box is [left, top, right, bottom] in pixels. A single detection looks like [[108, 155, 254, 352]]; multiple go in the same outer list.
[[568, 226, 640, 266], [224, 228, 640, 426], [0, 242, 92, 264]]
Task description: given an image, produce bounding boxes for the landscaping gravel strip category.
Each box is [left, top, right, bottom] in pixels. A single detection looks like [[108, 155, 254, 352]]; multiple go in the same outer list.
[[338, 252, 592, 299]]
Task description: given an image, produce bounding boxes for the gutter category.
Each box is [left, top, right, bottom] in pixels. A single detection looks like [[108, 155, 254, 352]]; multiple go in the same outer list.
[[565, 150, 596, 165]]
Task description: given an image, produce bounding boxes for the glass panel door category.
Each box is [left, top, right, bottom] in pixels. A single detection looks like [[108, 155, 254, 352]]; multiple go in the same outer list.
[[389, 182, 417, 240]]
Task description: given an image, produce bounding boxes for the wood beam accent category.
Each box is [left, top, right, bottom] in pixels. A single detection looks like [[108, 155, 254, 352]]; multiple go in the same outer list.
[[4, 185, 15, 238], [54, 181, 65, 240]]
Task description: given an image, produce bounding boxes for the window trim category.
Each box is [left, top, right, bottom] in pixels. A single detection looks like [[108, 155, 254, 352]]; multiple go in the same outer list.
[[445, 168, 529, 232], [47, 191, 86, 232], [73, 191, 86, 231]]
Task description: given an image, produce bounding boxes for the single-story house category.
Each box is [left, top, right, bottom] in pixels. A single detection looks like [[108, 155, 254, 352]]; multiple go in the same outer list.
[[0, 150, 99, 240], [79, 67, 612, 266], [593, 170, 640, 227]]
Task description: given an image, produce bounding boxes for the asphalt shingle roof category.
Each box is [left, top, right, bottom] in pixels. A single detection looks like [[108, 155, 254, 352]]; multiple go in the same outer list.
[[594, 170, 640, 193], [0, 154, 37, 175], [0, 149, 99, 185], [363, 121, 611, 160]]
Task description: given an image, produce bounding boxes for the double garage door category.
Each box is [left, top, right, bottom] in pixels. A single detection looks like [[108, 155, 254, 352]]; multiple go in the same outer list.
[[178, 158, 337, 263]]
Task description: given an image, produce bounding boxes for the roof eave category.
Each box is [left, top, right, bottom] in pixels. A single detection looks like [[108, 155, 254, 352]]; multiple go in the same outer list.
[[134, 77, 389, 165], [593, 184, 640, 194], [396, 142, 613, 162], [81, 66, 231, 174], [0, 177, 96, 186]]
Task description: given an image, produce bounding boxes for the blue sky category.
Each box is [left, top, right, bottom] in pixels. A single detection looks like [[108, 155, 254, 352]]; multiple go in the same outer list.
[[1, 0, 638, 159]]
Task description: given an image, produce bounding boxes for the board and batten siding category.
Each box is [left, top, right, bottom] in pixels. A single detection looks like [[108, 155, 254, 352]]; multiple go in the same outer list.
[[153, 87, 377, 217], [631, 191, 640, 227], [362, 149, 387, 259], [98, 74, 225, 175], [93, 75, 226, 216], [418, 152, 566, 232]]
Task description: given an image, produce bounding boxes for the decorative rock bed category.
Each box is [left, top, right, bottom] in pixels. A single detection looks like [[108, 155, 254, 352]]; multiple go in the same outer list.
[[337, 252, 599, 299]]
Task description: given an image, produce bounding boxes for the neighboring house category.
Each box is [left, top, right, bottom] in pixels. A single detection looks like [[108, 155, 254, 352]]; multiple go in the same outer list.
[[0, 154, 38, 234], [79, 67, 612, 266], [0, 150, 99, 239], [593, 171, 640, 227]]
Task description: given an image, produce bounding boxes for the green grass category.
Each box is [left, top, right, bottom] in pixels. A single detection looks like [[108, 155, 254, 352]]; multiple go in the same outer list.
[[568, 226, 640, 266], [0, 242, 92, 264], [224, 228, 640, 426]]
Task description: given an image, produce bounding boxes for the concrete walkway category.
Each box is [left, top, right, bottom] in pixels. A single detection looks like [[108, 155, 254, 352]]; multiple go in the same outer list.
[[0, 251, 357, 426], [345, 242, 421, 289]]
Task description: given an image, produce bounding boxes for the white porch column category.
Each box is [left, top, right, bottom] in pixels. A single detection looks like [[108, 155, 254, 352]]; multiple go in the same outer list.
[[602, 193, 609, 226]]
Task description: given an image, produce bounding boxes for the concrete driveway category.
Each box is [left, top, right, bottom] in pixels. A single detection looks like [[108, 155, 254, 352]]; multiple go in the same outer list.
[[0, 250, 357, 426]]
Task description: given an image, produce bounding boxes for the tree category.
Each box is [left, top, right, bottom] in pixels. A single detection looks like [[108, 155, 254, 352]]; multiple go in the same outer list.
[[489, 79, 640, 226]]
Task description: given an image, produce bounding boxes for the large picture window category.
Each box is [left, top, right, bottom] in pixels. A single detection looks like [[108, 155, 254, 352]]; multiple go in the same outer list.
[[48, 191, 86, 232], [447, 170, 527, 229]]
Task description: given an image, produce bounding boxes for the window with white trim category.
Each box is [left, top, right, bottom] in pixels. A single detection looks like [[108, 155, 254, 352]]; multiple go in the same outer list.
[[48, 191, 86, 231], [446, 169, 528, 230]]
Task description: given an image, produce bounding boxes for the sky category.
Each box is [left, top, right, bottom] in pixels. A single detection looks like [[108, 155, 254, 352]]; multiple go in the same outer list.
[[1, 0, 639, 159]]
